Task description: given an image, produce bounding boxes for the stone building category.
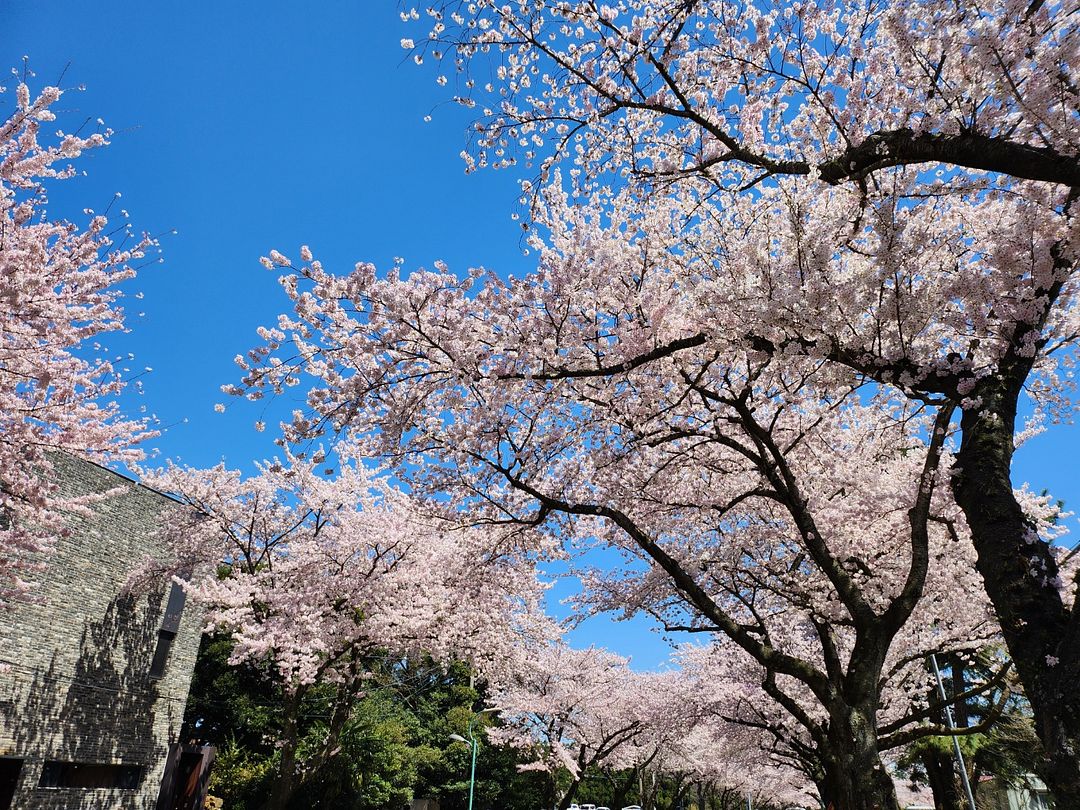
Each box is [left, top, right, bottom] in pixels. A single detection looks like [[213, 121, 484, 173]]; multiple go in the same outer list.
[[0, 454, 208, 810]]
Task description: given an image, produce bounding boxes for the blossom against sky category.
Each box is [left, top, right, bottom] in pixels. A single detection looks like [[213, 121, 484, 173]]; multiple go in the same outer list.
[[7, 0, 1078, 669], [5, 0, 669, 664], [6, 1, 528, 470]]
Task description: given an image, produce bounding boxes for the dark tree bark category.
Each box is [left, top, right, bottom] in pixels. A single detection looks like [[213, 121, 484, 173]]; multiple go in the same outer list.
[[922, 746, 964, 810], [665, 775, 691, 810], [816, 700, 901, 810], [747, 238, 1080, 806], [557, 784, 582, 810], [495, 385, 958, 810], [556, 748, 587, 810], [953, 378, 1080, 810], [544, 771, 559, 810], [610, 765, 641, 810], [916, 655, 967, 810], [263, 692, 302, 810]]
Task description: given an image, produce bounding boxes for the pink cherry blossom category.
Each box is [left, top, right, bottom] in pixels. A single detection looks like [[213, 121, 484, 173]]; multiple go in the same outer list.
[[136, 448, 552, 809], [0, 82, 154, 608], [233, 1, 1080, 803]]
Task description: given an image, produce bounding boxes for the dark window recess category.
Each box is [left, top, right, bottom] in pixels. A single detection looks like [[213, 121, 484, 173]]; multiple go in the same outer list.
[[149, 630, 176, 679], [38, 761, 144, 790], [161, 581, 187, 634], [150, 582, 187, 679], [0, 758, 23, 809]]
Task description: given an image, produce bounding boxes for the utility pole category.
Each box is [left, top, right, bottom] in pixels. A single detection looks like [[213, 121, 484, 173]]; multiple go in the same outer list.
[[930, 653, 977, 810]]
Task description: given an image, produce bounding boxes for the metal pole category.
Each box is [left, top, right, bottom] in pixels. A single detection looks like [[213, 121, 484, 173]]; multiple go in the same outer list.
[[458, 706, 498, 810], [467, 736, 478, 810], [465, 708, 491, 810], [930, 654, 977, 810]]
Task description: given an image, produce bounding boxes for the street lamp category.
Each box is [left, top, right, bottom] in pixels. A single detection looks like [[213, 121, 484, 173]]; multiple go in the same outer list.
[[449, 707, 501, 810]]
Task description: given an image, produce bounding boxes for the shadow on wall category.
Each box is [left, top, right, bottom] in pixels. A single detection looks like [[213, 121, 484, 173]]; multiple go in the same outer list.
[[1, 587, 173, 809]]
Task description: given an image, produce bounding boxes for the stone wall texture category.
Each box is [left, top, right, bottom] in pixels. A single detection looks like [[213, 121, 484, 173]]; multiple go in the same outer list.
[[0, 455, 203, 809]]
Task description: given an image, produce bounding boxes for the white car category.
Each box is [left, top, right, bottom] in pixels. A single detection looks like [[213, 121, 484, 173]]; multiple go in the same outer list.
[[621, 806, 643, 810]]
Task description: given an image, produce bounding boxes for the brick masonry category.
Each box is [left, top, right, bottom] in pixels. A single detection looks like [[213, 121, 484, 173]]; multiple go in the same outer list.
[[0, 454, 203, 809]]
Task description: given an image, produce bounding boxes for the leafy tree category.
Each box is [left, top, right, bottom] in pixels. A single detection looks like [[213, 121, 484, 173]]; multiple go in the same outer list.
[[897, 650, 1032, 810], [182, 638, 547, 810], [141, 451, 543, 810]]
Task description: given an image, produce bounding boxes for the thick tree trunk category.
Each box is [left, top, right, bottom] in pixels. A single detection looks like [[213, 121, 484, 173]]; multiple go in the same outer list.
[[544, 772, 558, 810], [953, 387, 1080, 809], [264, 735, 299, 810], [666, 778, 690, 810], [818, 705, 900, 810], [557, 777, 584, 810], [922, 747, 964, 810], [949, 656, 970, 729], [642, 769, 660, 810], [922, 659, 965, 810], [264, 695, 301, 810], [611, 767, 637, 810]]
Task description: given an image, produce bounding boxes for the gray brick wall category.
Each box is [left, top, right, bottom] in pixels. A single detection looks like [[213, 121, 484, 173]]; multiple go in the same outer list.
[[0, 455, 203, 810]]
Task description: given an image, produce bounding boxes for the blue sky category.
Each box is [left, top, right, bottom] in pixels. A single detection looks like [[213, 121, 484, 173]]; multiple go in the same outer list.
[[5, 1, 528, 471], [7, 1, 1078, 670], [6, 0, 672, 666]]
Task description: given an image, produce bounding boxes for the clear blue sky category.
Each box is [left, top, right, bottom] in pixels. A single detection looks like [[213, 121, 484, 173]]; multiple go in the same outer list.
[[5, 0, 673, 667], [7, 1, 1078, 670]]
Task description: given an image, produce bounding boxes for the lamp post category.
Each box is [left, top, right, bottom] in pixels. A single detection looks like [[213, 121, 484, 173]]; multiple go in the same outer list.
[[449, 707, 500, 810]]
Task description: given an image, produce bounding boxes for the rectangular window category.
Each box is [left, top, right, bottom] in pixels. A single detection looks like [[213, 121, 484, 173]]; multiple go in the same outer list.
[[149, 581, 187, 680], [38, 761, 143, 790], [161, 581, 187, 635], [0, 758, 23, 809], [149, 630, 175, 679]]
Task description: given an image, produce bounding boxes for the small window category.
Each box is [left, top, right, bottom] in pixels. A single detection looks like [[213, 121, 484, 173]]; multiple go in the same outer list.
[[149, 629, 176, 679], [149, 582, 187, 680], [161, 581, 187, 635], [38, 761, 143, 790], [0, 758, 23, 809]]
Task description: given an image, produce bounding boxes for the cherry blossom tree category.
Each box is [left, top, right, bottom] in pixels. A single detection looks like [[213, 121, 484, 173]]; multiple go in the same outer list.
[[675, 634, 1018, 809], [489, 635, 961, 809], [487, 643, 663, 809], [488, 641, 804, 807], [225, 1, 1080, 804], [138, 449, 546, 810], [0, 80, 153, 607], [230, 224, 1052, 809], [634, 713, 821, 810], [569, 660, 817, 809], [390, 0, 1080, 802]]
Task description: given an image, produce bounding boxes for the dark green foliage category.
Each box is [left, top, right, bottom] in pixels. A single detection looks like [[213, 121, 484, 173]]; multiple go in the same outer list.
[[182, 637, 547, 810], [972, 711, 1046, 788], [182, 638, 776, 810]]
